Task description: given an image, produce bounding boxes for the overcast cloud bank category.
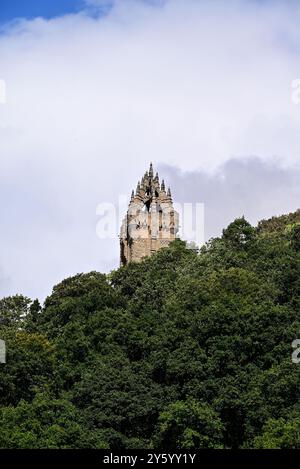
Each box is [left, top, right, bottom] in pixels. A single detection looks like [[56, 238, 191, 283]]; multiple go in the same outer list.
[[0, 0, 299, 299]]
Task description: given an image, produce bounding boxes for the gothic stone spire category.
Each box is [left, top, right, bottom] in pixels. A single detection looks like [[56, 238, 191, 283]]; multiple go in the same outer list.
[[120, 164, 179, 266]]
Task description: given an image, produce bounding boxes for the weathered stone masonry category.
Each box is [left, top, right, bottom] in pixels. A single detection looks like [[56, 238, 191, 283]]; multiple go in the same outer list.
[[120, 163, 179, 265]]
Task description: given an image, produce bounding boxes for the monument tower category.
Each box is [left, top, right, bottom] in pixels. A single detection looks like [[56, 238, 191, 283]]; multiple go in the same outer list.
[[120, 163, 179, 265]]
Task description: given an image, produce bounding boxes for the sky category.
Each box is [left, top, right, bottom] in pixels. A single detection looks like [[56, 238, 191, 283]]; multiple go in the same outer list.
[[0, 0, 300, 300], [0, 1, 80, 22]]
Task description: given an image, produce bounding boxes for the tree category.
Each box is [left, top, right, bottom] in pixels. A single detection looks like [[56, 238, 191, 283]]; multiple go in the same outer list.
[[253, 417, 300, 449], [222, 217, 256, 247], [0, 295, 32, 328], [153, 399, 224, 449], [0, 393, 107, 449]]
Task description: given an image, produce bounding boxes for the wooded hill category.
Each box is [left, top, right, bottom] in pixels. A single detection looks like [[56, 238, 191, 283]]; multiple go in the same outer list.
[[0, 210, 300, 448]]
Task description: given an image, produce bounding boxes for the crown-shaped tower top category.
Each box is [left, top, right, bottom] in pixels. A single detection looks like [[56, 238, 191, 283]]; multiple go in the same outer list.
[[130, 163, 172, 208]]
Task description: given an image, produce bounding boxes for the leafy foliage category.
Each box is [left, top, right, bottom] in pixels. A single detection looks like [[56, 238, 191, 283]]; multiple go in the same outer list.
[[0, 212, 299, 448]]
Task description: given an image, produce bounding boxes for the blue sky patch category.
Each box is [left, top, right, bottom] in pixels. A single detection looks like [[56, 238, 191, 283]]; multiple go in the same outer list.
[[0, 0, 86, 23]]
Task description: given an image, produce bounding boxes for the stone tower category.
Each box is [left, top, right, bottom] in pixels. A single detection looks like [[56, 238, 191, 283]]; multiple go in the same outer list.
[[120, 163, 179, 265]]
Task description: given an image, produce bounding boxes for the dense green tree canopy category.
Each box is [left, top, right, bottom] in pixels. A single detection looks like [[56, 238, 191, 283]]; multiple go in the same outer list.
[[0, 210, 299, 448]]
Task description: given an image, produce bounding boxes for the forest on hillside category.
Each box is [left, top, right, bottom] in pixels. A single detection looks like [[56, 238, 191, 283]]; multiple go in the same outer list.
[[0, 211, 300, 449]]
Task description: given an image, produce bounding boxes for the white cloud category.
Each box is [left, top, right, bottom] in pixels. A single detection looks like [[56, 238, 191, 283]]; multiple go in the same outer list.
[[162, 157, 300, 242], [0, 0, 300, 299]]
